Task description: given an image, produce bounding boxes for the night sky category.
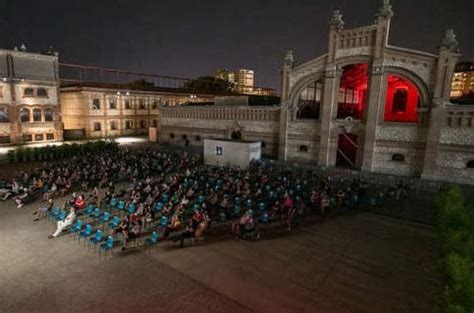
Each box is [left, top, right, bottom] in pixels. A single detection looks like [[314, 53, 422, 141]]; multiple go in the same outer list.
[[0, 0, 472, 89]]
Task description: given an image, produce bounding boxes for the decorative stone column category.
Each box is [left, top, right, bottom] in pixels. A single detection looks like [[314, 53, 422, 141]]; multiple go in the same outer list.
[[278, 50, 294, 161], [422, 30, 460, 180]]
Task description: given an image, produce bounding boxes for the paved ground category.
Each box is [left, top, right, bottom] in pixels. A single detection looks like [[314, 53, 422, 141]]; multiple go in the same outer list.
[[0, 197, 439, 313]]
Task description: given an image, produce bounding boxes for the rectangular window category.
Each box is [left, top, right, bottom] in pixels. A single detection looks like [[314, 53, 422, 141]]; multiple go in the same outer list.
[[110, 121, 118, 130], [125, 120, 132, 130], [0, 135, 11, 144], [34, 134, 44, 141], [33, 109, 42, 122], [22, 134, 33, 142], [0, 86, 3, 98], [92, 98, 101, 110], [216, 146, 223, 156], [139, 120, 146, 129], [151, 100, 158, 110], [0, 107, 8, 123], [124, 99, 131, 110], [109, 99, 117, 110], [139, 99, 146, 110], [46, 133, 54, 140], [93, 122, 101, 131]]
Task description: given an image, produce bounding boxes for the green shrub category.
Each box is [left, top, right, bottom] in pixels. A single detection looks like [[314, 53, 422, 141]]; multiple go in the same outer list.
[[437, 185, 474, 313]]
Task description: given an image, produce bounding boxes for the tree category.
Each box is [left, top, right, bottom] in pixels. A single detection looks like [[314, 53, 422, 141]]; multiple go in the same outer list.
[[182, 76, 234, 93], [127, 79, 154, 88]]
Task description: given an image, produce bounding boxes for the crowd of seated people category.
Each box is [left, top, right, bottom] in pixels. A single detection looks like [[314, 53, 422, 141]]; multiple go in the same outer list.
[[2, 145, 381, 249]]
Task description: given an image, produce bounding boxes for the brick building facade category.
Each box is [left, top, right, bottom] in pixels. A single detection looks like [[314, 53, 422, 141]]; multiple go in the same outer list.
[[157, 1, 474, 185], [0, 49, 62, 144]]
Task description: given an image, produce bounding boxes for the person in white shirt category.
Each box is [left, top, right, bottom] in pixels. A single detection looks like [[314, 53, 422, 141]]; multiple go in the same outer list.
[[49, 207, 76, 238]]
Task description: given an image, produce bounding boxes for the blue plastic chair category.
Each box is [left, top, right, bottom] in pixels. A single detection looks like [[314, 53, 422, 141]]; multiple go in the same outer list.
[[161, 194, 169, 203], [55, 210, 67, 222], [91, 208, 102, 221], [83, 204, 94, 215], [48, 207, 61, 221], [79, 224, 92, 244], [246, 199, 252, 208], [99, 235, 114, 259], [233, 205, 241, 217], [146, 231, 159, 254], [197, 195, 205, 204], [257, 202, 266, 211], [109, 197, 117, 210], [107, 216, 120, 230], [89, 229, 103, 251], [117, 200, 126, 211], [159, 216, 169, 227], [100, 211, 111, 225], [234, 197, 241, 206], [154, 202, 164, 213], [259, 211, 270, 224], [69, 219, 83, 237], [127, 203, 136, 215], [218, 212, 226, 222]]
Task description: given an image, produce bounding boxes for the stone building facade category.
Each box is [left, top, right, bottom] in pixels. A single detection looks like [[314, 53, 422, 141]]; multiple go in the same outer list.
[[60, 83, 218, 139], [157, 1, 474, 185], [0, 49, 62, 144]]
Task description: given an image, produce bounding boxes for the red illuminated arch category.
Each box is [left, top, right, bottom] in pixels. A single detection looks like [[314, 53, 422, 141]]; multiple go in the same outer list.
[[384, 75, 421, 123], [337, 64, 368, 120]]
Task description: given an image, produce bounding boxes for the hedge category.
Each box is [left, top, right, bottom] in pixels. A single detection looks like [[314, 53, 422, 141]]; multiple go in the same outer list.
[[6, 140, 120, 163], [437, 185, 474, 313]]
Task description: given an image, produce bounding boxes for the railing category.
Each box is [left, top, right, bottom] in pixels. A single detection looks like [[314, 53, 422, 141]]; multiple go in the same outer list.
[[445, 105, 474, 128], [337, 26, 377, 49], [159, 106, 280, 122]]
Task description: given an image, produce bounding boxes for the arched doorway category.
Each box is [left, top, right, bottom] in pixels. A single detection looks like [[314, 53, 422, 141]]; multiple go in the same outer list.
[[336, 133, 358, 168]]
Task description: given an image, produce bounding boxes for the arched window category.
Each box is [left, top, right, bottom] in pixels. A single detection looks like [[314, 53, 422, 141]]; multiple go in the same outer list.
[[110, 121, 118, 130], [297, 80, 323, 120], [195, 135, 201, 141], [20, 108, 30, 122], [37, 88, 48, 97], [299, 145, 308, 153], [384, 75, 421, 123], [261, 141, 266, 148], [392, 153, 405, 162], [93, 122, 101, 131], [44, 108, 53, 122], [24, 88, 34, 97], [33, 109, 42, 122], [0, 107, 9, 123], [337, 64, 368, 120], [182, 134, 187, 140], [170, 133, 175, 139], [467, 160, 474, 169], [231, 131, 242, 140]]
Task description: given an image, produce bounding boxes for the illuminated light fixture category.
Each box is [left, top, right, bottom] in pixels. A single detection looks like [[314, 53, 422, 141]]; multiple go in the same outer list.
[[20, 78, 25, 82], [126, 91, 130, 96], [117, 91, 121, 95], [2, 77, 6, 82]]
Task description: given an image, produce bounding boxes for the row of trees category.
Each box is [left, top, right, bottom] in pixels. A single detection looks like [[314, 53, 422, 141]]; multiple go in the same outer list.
[[6, 140, 120, 163], [437, 185, 474, 313]]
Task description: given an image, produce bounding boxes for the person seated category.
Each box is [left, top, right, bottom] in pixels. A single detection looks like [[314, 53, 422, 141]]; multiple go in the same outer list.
[[176, 219, 196, 248], [49, 207, 76, 238], [32, 198, 54, 221], [122, 220, 142, 251], [74, 195, 86, 212], [232, 209, 255, 238], [43, 183, 57, 202], [14, 188, 30, 209], [163, 213, 182, 240]]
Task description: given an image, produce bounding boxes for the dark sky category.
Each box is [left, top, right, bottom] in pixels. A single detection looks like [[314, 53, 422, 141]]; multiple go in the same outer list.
[[0, 0, 472, 89]]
